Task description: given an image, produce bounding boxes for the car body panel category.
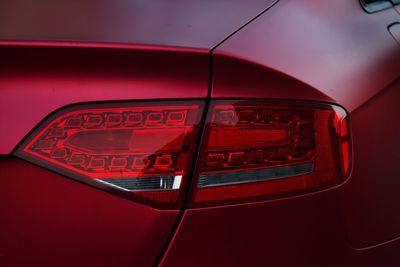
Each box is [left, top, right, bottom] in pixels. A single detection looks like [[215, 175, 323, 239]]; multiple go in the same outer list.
[[0, 1, 282, 266], [210, 54, 335, 103], [395, 4, 400, 15], [0, 45, 208, 154], [1, 0, 400, 266], [159, 0, 400, 265], [160, 188, 348, 267], [0, 157, 178, 267], [0, 0, 277, 49], [342, 79, 400, 248], [211, 0, 400, 249], [212, 0, 400, 112]]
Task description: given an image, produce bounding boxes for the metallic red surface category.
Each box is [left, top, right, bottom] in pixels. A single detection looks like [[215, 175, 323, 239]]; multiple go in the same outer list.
[[0, 45, 208, 154], [0, 0, 277, 49], [161, 195, 400, 266], [211, 55, 334, 102], [212, 0, 400, 112], [342, 79, 400, 248], [160, 0, 400, 266], [1, 0, 400, 266], [0, 157, 178, 267], [161, 190, 348, 267]]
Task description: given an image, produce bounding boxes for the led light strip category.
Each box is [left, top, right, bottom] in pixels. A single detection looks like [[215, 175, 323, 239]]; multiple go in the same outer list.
[[198, 163, 314, 188], [96, 175, 182, 191]]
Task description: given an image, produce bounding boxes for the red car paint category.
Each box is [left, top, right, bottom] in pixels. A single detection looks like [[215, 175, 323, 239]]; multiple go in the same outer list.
[[160, 1, 400, 266], [1, 0, 400, 267], [0, 46, 209, 154], [0, 0, 277, 48]]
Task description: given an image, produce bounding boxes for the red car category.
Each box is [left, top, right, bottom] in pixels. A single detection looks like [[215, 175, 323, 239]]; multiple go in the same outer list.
[[1, 0, 400, 266]]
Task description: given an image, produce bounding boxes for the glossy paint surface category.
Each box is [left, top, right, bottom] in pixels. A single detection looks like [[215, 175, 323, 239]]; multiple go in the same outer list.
[[160, 0, 400, 265], [342, 79, 400, 248], [0, 0, 277, 49], [0, 157, 177, 267], [211, 55, 334, 102], [389, 22, 400, 44], [212, 0, 400, 112], [0, 1, 282, 266], [162, 190, 347, 267], [1, 0, 400, 266], [0, 45, 208, 154], [161, 196, 400, 266], [396, 4, 400, 15]]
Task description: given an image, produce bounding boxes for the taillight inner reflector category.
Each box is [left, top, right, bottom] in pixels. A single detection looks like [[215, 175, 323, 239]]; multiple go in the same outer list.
[[16, 101, 204, 209], [188, 101, 351, 207]]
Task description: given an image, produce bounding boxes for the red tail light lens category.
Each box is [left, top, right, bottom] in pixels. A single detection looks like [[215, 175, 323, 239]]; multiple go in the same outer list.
[[188, 101, 351, 207], [16, 101, 204, 209], [16, 99, 351, 209]]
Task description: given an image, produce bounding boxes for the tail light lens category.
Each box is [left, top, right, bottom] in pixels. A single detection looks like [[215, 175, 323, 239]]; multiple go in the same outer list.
[[15, 101, 204, 209], [188, 101, 351, 207], [15, 100, 351, 209]]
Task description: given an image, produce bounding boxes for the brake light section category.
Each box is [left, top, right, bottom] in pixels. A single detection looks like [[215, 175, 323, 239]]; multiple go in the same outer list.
[[188, 101, 351, 207], [16, 101, 204, 209], [16, 99, 351, 209]]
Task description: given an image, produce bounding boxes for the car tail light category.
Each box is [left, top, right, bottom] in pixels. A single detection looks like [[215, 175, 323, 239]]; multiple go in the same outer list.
[[15, 101, 204, 209], [16, 99, 351, 209], [188, 101, 351, 207]]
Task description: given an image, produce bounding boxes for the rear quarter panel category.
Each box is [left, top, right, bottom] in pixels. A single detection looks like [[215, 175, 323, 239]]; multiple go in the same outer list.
[[160, 0, 400, 266], [0, 44, 208, 267]]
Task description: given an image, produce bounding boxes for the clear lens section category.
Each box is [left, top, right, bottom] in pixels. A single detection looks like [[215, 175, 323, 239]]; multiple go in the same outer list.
[[16, 102, 204, 209], [189, 101, 351, 207], [96, 175, 182, 191], [198, 163, 314, 188]]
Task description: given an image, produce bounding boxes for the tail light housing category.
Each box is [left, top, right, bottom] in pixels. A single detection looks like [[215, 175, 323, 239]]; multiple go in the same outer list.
[[16, 100, 350, 209], [187, 100, 351, 207], [16, 101, 204, 209]]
